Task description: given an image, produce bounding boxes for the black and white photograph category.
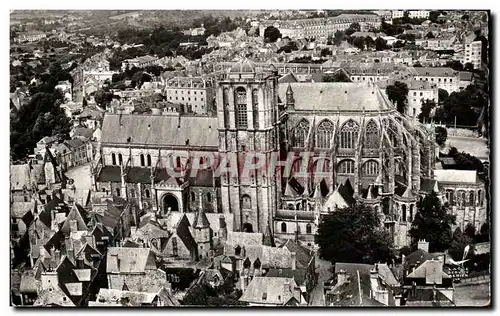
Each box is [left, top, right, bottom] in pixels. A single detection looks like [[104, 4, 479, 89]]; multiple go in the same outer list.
[[9, 8, 491, 307]]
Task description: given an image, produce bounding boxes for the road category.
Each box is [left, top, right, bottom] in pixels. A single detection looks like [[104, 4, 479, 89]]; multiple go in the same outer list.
[[308, 256, 332, 306]]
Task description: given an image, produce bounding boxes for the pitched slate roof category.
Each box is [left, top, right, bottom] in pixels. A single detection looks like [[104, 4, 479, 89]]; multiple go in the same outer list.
[[278, 82, 393, 112], [239, 277, 299, 305], [101, 114, 218, 148], [266, 268, 307, 286], [106, 247, 157, 274], [414, 67, 459, 77], [175, 215, 197, 252], [193, 209, 210, 229], [10, 164, 32, 190], [406, 260, 451, 284], [405, 288, 455, 306], [434, 169, 477, 184], [280, 239, 313, 269], [11, 201, 35, 218], [226, 231, 263, 247]]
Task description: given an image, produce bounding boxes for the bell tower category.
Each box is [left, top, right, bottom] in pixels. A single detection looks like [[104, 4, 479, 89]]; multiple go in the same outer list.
[[216, 60, 281, 233]]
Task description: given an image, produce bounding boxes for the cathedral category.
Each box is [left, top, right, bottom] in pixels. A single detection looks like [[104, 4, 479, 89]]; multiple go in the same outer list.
[[94, 60, 437, 248]]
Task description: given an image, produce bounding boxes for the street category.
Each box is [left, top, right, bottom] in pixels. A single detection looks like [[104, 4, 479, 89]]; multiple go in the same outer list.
[[64, 163, 93, 190], [308, 255, 333, 306]]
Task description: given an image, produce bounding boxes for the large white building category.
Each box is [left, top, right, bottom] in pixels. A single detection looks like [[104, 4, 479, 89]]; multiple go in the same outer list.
[[413, 67, 461, 94], [407, 81, 439, 119], [392, 10, 430, 20], [462, 36, 482, 70]]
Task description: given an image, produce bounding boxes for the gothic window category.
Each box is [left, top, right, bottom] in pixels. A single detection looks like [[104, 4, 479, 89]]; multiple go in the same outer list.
[[469, 191, 475, 207], [111, 153, 116, 165], [402, 204, 407, 222], [140, 154, 145, 167], [241, 195, 251, 209], [445, 190, 454, 205], [254, 258, 261, 269], [294, 119, 309, 148], [243, 258, 251, 269], [176, 157, 182, 169], [235, 87, 248, 128], [235, 245, 241, 256], [409, 204, 414, 222], [223, 88, 230, 128], [190, 191, 195, 202], [291, 159, 302, 177], [317, 119, 335, 149], [364, 120, 379, 149], [207, 192, 212, 202], [147, 154, 152, 167], [478, 190, 482, 206], [116, 188, 120, 197], [130, 189, 135, 198], [306, 223, 312, 234], [362, 160, 379, 176], [252, 89, 259, 129], [338, 160, 355, 174], [339, 120, 360, 149], [281, 222, 287, 233], [145, 189, 151, 199], [118, 153, 123, 166], [457, 190, 466, 207]]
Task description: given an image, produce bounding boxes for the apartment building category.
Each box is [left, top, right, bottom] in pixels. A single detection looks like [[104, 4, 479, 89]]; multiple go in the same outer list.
[[164, 77, 215, 115], [392, 10, 430, 19], [14, 31, 46, 43], [407, 80, 439, 119], [413, 67, 460, 93], [462, 39, 482, 69]]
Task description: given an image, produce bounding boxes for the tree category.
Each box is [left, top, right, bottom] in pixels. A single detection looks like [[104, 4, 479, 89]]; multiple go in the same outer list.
[[464, 223, 477, 241], [375, 37, 388, 51], [393, 40, 405, 49], [386, 81, 409, 114], [425, 31, 435, 39], [464, 62, 474, 72], [447, 60, 464, 71], [435, 126, 448, 147], [413, 62, 423, 67], [352, 37, 365, 50], [364, 36, 375, 50], [478, 222, 490, 242], [332, 30, 345, 46], [94, 89, 114, 108], [418, 99, 436, 123], [316, 204, 395, 264], [320, 48, 332, 57], [448, 148, 484, 172], [323, 71, 351, 82], [345, 22, 361, 36], [448, 228, 474, 261], [263, 26, 282, 43], [438, 88, 449, 105], [409, 191, 456, 253]]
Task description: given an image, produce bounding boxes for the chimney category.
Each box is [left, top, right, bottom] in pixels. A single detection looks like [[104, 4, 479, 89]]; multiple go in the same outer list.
[[77, 255, 85, 269], [418, 239, 429, 253], [110, 253, 119, 271], [291, 252, 296, 270], [70, 219, 78, 233], [130, 226, 137, 236]]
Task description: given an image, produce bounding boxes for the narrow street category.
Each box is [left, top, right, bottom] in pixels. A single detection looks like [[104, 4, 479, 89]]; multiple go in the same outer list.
[[308, 256, 332, 306]]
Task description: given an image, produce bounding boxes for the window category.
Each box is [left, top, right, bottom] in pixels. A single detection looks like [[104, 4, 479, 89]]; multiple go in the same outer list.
[[338, 160, 355, 174], [130, 189, 135, 198], [145, 189, 150, 199], [306, 223, 312, 234], [252, 89, 259, 129], [409, 204, 414, 221], [478, 190, 482, 206], [176, 157, 181, 169], [317, 120, 335, 149], [420, 92, 423, 96], [450, 79, 453, 83], [362, 160, 379, 176], [207, 192, 212, 202], [235, 245, 241, 256], [281, 222, 287, 233], [146, 154, 152, 167], [243, 258, 251, 268], [191, 191, 195, 202], [241, 195, 251, 209], [364, 120, 379, 149], [111, 153, 116, 165], [118, 153, 123, 166], [413, 92, 416, 96], [172, 237, 178, 256], [469, 191, 475, 207], [339, 120, 360, 149], [116, 188, 120, 196], [294, 119, 309, 147], [402, 204, 407, 222], [235, 87, 248, 128], [254, 258, 261, 269], [140, 154, 145, 167]]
